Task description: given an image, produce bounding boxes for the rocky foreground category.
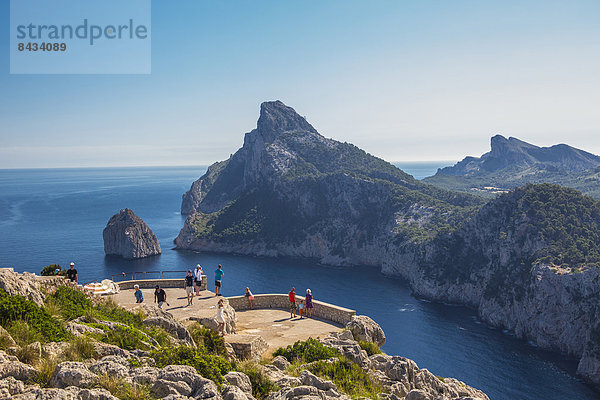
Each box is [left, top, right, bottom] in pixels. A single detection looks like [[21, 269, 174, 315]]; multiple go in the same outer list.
[[103, 208, 161, 259], [0, 269, 488, 400]]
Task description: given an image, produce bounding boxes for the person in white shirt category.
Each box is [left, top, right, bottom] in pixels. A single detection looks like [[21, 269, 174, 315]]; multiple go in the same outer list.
[[194, 264, 203, 296]]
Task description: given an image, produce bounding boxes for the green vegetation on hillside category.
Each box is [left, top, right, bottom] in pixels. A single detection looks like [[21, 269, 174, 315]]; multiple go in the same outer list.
[[422, 184, 600, 303], [274, 338, 384, 399]]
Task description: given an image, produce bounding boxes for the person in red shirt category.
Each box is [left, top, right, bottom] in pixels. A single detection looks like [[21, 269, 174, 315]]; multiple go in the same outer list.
[[288, 287, 296, 319]]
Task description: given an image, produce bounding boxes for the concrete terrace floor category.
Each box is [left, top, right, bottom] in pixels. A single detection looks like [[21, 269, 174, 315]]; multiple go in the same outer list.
[[111, 288, 342, 357]]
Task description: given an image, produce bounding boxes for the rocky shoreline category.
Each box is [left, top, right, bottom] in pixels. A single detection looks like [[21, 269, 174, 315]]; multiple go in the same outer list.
[[0, 269, 488, 400]]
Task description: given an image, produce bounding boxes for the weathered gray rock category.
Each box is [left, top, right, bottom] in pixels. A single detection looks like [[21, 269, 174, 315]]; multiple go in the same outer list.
[[270, 356, 290, 371], [345, 315, 386, 347], [0, 269, 44, 306], [157, 365, 220, 398], [222, 385, 254, 400], [73, 387, 120, 400], [42, 342, 70, 359], [265, 385, 350, 400], [89, 356, 130, 379], [299, 370, 337, 392], [0, 351, 37, 382], [49, 361, 97, 389], [103, 208, 161, 259], [0, 376, 25, 397], [140, 304, 195, 347], [67, 322, 105, 337], [12, 387, 79, 400], [153, 378, 193, 398], [130, 366, 160, 386], [190, 301, 237, 335], [0, 326, 15, 348], [224, 371, 252, 394]]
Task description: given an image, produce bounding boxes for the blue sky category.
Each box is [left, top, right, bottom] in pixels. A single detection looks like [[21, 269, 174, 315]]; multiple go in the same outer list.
[[1, 0, 600, 168]]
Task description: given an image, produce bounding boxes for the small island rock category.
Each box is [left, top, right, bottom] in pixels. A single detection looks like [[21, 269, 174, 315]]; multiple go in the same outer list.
[[103, 209, 161, 259]]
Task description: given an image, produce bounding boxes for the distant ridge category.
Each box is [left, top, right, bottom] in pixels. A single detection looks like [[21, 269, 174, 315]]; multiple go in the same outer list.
[[425, 135, 600, 199], [438, 134, 600, 176]]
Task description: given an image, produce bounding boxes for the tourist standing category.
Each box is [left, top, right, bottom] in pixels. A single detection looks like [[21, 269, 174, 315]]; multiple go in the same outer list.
[[216, 299, 226, 336], [66, 262, 78, 283], [194, 264, 203, 296], [299, 299, 304, 319], [134, 284, 144, 303], [245, 287, 254, 309], [305, 289, 314, 318], [214, 264, 224, 296], [288, 287, 296, 319], [154, 285, 167, 309], [185, 270, 195, 306]]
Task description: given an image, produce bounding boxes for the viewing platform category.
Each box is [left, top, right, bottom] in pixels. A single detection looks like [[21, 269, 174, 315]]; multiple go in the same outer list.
[[111, 281, 352, 358]]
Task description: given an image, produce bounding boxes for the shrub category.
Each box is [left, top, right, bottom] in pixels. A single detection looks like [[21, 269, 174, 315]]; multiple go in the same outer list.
[[48, 286, 92, 321], [272, 338, 339, 363], [96, 374, 154, 400], [189, 323, 226, 355], [6, 320, 40, 346], [16, 343, 41, 365], [151, 346, 231, 385], [358, 341, 382, 356], [306, 357, 384, 399], [63, 336, 97, 361], [144, 326, 172, 348], [40, 264, 61, 276], [236, 360, 279, 399], [0, 289, 69, 343], [33, 356, 58, 387], [101, 325, 150, 351]]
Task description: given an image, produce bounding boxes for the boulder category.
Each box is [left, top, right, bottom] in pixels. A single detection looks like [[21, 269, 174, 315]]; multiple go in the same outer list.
[[224, 371, 252, 394], [12, 387, 80, 400], [0, 326, 16, 348], [152, 379, 193, 398], [271, 356, 290, 371], [222, 385, 254, 400], [0, 376, 25, 397], [72, 387, 120, 400], [299, 370, 337, 392], [345, 315, 386, 346], [0, 269, 44, 306], [140, 304, 195, 347], [49, 361, 97, 389], [42, 342, 70, 359], [405, 389, 431, 400], [265, 385, 350, 400], [157, 364, 220, 398], [102, 208, 161, 259], [0, 351, 37, 382], [130, 367, 160, 386], [89, 356, 131, 379], [66, 322, 105, 337], [191, 300, 237, 335]]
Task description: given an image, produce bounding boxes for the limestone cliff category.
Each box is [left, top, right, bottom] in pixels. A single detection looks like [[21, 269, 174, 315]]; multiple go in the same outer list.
[[176, 101, 600, 388], [103, 208, 161, 259]]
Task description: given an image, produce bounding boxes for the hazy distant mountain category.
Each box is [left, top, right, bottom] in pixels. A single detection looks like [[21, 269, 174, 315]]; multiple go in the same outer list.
[[424, 135, 600, 199]]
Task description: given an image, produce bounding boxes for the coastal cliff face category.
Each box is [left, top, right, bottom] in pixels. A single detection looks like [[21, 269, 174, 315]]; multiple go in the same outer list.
[[103, 208, 161, 259], [176, 101, 600, 388]]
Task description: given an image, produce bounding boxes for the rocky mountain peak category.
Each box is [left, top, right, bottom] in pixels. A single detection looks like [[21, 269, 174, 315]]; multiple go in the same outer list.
[[248, 100, 318, 146]]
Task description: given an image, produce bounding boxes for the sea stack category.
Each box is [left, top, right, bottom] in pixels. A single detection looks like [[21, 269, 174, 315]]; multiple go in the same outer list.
[[103, 208, 161, 259]]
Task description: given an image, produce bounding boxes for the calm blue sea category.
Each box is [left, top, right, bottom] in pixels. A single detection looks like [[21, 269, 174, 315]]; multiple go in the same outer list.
[[0, 165, 597, 400]]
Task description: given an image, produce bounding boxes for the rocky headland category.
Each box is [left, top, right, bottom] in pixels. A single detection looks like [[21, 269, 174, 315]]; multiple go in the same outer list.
[[0, 269, 488, 400], [176, 101, 600, 389], [424, 135, 600, 199], [103, 208, 161, 259]]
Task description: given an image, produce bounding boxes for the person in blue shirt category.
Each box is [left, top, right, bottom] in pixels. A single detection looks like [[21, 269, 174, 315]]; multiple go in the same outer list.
[[134, 284, 144, 303], [214, 264, 224, 296]]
